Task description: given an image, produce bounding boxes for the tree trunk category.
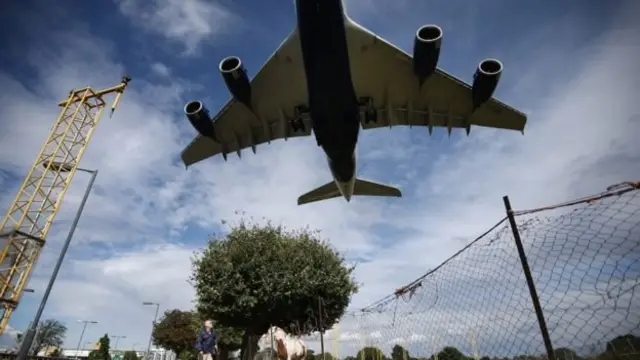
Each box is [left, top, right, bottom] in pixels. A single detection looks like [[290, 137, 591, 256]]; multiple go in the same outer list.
[[240, 332, 259, 360], [218, 347, 230, 360]]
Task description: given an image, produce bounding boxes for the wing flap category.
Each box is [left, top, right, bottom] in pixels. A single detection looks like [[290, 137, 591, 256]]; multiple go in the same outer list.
[[180, 30, 313, 167], [180, 115, 312, 166], [346, 21, 527, 134]]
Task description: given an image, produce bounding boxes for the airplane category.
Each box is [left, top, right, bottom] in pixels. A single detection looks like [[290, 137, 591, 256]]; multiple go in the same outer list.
[[180, 0, 528, 206]]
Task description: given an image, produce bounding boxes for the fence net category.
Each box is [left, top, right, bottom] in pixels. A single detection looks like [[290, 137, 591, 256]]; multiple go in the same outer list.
[[318, 183, 639, 360]]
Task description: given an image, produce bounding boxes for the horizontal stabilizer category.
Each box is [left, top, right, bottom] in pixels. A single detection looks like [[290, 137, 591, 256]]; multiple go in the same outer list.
[[298, 181, 342, 205], [353, 178, 402, 198], [297, 178, 402, 205]]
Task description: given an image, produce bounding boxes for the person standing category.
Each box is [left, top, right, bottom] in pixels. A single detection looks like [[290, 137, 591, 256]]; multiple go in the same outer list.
[[196, 320, 217, 360]]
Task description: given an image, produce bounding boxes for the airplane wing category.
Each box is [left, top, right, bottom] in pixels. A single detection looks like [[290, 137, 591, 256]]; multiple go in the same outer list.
[[345, 22, 527, 133], [181, 31, 312, 167]]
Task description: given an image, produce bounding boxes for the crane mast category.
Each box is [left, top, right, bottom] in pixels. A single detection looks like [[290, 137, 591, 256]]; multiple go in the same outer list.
[[0, 77, 131, 334]]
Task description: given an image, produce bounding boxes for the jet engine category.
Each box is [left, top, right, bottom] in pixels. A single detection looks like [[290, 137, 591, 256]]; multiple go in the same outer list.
[[184, 100, 217, 141], [412, 25, 443, 86], [219, 56, 252, 109], [471, 58, 503, 109]]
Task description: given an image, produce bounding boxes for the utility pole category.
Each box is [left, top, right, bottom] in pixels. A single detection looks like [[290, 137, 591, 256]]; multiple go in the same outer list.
[[143, 302, 160, 360], [75, 320, 98, 359], [318, 297, 325, 360]]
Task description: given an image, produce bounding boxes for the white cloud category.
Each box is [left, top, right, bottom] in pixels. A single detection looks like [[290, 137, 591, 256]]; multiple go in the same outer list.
[[151, 62, 172, 78], [1, 0, 639, 358], [114, 0, 237, 55]]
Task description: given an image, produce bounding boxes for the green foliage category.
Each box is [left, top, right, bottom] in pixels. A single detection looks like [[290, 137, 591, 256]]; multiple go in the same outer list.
[[317, 353, 337, 360], [307, 349, 316, 360], [436, 347, 468, 360], [153, 308, 243, 360], [32, 319, 67, 356], [89, 334, 112, 360], [376, 335, 640, 360], [606, 334, 640, 357], [356, 347, 388, 360], [191, 219, 358, 335], [391, 345, 414, 360], [191, 311, 244, 352], [153, 309, 200, 357], [123, 351, 139, 360], [50, 348, 62, 357]]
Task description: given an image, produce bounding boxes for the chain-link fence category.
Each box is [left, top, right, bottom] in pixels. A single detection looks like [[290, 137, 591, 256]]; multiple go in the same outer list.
[[320, 182, 639, 360]]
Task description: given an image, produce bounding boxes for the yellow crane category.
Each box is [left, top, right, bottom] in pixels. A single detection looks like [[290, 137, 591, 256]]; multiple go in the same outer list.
[[0, 76, 131, 334]]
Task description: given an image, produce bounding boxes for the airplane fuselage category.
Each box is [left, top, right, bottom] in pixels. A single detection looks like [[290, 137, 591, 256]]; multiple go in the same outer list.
[[295, 0, 360, 201]]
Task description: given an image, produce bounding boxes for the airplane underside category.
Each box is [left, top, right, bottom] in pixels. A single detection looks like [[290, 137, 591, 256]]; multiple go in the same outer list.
[[179, 0, 528, 205]]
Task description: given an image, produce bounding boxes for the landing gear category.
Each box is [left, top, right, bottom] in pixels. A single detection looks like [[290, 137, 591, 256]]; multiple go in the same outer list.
[[292, 105, 309, 132], [359, 97, 378, 124]]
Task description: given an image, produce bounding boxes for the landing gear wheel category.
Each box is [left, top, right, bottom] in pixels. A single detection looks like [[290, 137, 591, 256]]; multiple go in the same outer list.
[[364, 108, 377, 124], [291, 118, 305, 132], [292, 105, 309, 132]]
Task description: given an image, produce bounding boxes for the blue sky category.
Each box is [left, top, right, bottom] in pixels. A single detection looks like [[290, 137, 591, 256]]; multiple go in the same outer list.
[[0, 0, 639, 356]]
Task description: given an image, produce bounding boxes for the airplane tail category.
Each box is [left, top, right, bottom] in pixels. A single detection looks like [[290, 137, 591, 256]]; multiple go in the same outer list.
[[297, 178, 402, 205]]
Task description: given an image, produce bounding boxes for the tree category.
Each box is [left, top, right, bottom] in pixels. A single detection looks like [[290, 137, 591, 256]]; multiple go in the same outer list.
[[307, 349, 316, 360], [191, 220, 358, 357], [153, 309, 200, 359], [554, 348, 582, 360], [31, 319, 67, 356], [318, 353, 337, 360], [123, 351, 139, 360], [50, 348, 62, 357], [436, 347, 468, 360], [391, 345, 412, 360], [88, 334, 111, 360], [152, 308, 244, 360], [356, 347, 387, 360], [605, 334, 640, 357]]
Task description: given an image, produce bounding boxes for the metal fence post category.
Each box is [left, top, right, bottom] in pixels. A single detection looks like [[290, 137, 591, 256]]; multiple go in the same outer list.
[[503, 196, 556, 360]]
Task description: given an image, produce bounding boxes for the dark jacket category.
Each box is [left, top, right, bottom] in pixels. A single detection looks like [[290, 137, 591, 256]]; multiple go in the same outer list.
[[196, 328, 217, 354]]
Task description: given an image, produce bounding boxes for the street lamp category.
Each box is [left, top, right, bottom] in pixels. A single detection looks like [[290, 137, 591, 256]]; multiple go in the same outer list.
[[16, 163, 98, 360], [111, 335, 126, 351], [142, 302, 160, 360], [75, 320, 98, 358]]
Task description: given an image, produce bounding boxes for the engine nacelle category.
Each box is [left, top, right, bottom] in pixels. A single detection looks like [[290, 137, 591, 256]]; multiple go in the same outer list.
[[219, 56, 252, 109], [184, 100, 218, 141], [413, 25, 443, 86], [472, 58, 503, 109]]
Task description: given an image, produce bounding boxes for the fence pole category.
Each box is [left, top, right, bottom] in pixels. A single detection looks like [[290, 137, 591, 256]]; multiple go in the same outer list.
[[503, 196, 556, 360]]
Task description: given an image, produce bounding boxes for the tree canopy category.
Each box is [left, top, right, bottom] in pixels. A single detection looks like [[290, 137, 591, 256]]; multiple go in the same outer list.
[[391, 345, 414, 360], [191, 220, 358, 335], [88, 334, 111, 360], [153, 309, 200, 357], [356, 347, 388, 360], [123, 351, 139, 360], [32, 319, 67, 356], [152, 308, 243, 360]]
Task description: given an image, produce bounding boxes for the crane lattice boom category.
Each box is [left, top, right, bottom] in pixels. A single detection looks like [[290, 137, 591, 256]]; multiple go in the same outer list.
[[0, 77, 131, 334]]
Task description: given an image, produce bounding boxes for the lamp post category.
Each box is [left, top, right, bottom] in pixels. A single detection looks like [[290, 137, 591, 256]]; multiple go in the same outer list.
[[142, 302, 160, 360], [75, 320, 98, 358], [16, 164, 98, 360], [112, 335, 126, 351]]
